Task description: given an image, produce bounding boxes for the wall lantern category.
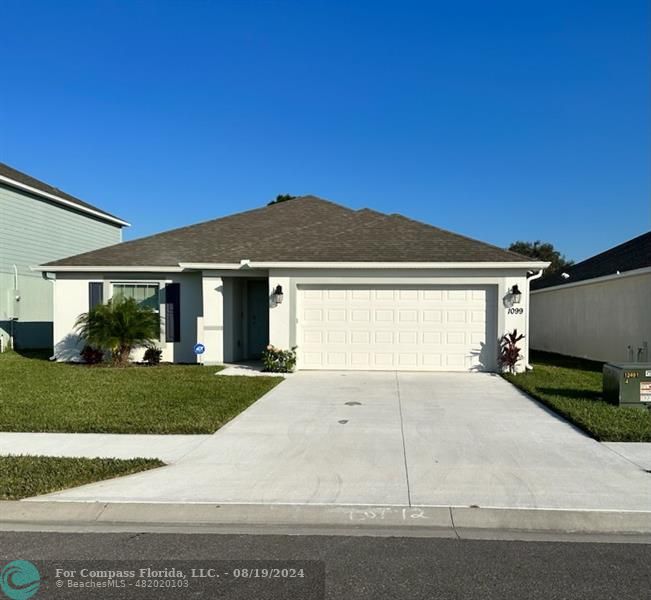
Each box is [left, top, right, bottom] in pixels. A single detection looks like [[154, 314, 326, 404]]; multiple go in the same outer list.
[[510, 284, 522, 304], [273, 285, 284, 304]]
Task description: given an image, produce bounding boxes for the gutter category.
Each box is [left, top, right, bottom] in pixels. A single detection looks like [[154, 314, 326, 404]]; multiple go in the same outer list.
[[179, 261, 551, 270], [30, 265, 184, 273]]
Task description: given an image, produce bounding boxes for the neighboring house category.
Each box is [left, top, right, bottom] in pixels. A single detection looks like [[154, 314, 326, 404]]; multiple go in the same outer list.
[[531, 232, 651, 363], [0, 162, 129, 350], [37, 196, 547, 371]]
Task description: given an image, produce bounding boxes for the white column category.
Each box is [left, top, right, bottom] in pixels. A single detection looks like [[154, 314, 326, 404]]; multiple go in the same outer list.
[[201, 275, 224, 364]]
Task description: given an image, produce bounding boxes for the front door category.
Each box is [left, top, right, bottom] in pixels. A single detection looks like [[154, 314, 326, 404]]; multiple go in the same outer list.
[[246, 280, 269, 359]]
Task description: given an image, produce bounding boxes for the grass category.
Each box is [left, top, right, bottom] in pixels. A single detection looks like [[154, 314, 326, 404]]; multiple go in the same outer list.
[[0, 351, 282, 434], [0, 455, 164, 500], [503, 351, 651, 442]]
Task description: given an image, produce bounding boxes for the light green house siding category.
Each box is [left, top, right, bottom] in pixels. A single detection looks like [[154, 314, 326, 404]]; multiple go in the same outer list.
[[0, 182, 122, 349]]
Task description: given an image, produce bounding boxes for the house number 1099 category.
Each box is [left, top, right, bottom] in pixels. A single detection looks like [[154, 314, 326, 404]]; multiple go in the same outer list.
[[507, 307, 524, 315]]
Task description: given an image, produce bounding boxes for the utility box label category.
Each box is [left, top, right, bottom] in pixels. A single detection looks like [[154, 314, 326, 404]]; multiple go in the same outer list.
[[641, 382, 651, 403]]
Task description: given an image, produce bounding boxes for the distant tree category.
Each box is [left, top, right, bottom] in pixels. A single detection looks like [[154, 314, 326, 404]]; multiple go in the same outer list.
[[268, 194, 297, 206], [508, 240, 574, 275]]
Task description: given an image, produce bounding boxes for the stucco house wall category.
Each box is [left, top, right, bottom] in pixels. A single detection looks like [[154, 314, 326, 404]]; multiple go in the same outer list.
[[55, 266, 534, 371], [53, 271, 203, 363], [530, 269, 651, 363]]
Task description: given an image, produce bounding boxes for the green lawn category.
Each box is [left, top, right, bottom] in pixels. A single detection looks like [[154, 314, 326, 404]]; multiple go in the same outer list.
[[503, 351, 651, 442], [0, 351, 282, 434], [0, 455, 164, 500]]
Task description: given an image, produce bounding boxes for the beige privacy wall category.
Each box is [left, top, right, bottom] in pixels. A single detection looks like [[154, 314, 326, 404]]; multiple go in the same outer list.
[[530, 270, 651, 363]]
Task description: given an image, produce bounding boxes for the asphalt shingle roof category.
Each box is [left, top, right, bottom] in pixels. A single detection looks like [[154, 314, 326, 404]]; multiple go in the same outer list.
[[43, 196, 533, 267], [0, 162, 127, 225], [532, 231, 651, 290]]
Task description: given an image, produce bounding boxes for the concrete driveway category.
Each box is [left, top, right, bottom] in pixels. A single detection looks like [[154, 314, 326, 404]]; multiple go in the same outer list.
[[38, 372, 651, 510]]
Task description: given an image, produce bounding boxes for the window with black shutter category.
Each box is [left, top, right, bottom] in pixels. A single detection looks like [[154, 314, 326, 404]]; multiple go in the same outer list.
[[165, 283, 181, 343]]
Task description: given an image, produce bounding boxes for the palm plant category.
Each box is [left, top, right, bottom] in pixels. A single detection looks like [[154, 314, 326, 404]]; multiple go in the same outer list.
[[75, 297, 160, 366]]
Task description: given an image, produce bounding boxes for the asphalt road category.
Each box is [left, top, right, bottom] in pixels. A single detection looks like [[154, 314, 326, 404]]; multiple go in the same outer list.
[[1, 531, 650, 600]]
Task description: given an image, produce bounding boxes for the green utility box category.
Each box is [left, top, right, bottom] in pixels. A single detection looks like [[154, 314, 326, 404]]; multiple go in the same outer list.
[[603, 363, 651, 409]]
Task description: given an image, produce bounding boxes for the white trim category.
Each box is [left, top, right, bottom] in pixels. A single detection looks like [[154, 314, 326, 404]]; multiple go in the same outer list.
[[180, 261, 550, 270], [31, 265, 183, 273], [0, 174, 130, 227], [531, 266, 651, 293], [36, 260, 550, 274]]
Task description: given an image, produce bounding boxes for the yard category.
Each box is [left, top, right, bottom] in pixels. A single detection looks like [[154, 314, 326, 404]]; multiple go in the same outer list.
[[0, 455, 163, 500], [0, 352, 282, 434], [504, 351, 651, 442]]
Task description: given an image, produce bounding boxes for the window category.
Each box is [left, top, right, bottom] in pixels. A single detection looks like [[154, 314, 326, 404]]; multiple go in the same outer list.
[[112, 283, 160, 311]]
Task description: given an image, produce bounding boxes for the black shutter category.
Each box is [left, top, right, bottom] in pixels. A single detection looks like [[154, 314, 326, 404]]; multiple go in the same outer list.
[[165, 283, 181, 343], [88, 282, 103, 309]]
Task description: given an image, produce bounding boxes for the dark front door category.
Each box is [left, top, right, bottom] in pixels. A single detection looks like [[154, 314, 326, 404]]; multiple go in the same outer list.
[[246, 280, 269, 359]]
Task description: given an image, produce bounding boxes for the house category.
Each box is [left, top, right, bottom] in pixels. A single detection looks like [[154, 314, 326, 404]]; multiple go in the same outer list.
[[0, 162, 129, 350], [530, 232, 651, 363], [37, 196, 547, 371]]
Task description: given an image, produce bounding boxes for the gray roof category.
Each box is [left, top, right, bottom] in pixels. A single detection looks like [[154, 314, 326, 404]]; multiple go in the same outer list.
[[0, 162, 128, 226], [533, 231, 651, 290], [43, 196, 533, 267]]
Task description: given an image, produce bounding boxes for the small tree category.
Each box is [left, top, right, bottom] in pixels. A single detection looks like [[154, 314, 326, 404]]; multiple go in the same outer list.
[[499, 329, 525, 374], [508, 240, 573, 276], [75, 297, 160, 366], [268, 194, 297, 206]]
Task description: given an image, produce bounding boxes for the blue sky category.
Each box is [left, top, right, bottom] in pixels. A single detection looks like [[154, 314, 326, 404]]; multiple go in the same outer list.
[[1, 0, 649, 261]]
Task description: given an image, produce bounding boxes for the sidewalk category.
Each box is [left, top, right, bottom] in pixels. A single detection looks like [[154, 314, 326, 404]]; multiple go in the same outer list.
[[0, 432, 209, 464]]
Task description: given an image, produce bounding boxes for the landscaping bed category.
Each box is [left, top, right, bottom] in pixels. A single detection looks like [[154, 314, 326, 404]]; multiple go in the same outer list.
[[0, 455, 164, 500], [503, 351, 651, 442], [0, 351, 281, 434]]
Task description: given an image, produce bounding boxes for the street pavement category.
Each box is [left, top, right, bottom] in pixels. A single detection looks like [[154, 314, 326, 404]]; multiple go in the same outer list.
[[0, 531, 649, 599]]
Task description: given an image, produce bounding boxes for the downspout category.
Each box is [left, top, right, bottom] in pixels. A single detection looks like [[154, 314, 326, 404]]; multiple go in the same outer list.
[[42, 271, 57, 360], [525, 269, 544, 370], [9, 265, 18, 350]]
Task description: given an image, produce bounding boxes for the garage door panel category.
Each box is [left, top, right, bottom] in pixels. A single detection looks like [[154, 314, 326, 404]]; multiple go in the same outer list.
[[297, 285, 496, 372]]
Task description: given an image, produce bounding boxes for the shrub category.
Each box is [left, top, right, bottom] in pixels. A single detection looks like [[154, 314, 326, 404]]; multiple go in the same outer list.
[[143, 346, 163, 366], [75, 297, 160, 366], [262, 345, 297, 373], [80, 345, 104, 365], [499, 329, 525, 374]]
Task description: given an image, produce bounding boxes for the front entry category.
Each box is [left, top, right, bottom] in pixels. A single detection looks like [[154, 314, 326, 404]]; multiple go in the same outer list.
[[246, 280, 269, 359]]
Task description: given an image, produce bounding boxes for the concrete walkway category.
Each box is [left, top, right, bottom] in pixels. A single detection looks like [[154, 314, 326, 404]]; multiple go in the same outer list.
[[0, 433, 209, 464], [32, 372, 651, 510], [604, 442, 651, 471]]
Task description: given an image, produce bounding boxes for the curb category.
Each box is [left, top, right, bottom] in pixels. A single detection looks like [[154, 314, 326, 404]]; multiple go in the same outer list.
[[2, 502, 651, 536]]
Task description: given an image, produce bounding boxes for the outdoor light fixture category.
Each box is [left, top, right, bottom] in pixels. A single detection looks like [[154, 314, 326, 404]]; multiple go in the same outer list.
[[510, 284, 522, 304], [273, 285, 284, 304]]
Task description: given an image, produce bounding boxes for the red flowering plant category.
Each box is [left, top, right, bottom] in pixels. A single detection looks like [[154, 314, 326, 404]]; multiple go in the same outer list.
[[498, 329, 525, 374]]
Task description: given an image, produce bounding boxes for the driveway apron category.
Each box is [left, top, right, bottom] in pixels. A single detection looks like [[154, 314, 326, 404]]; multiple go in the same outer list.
[[35, 372, 651, 510]]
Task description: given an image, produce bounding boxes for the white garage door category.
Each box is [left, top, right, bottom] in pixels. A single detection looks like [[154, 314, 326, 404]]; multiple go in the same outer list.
[[297, 285, 497, 371]]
